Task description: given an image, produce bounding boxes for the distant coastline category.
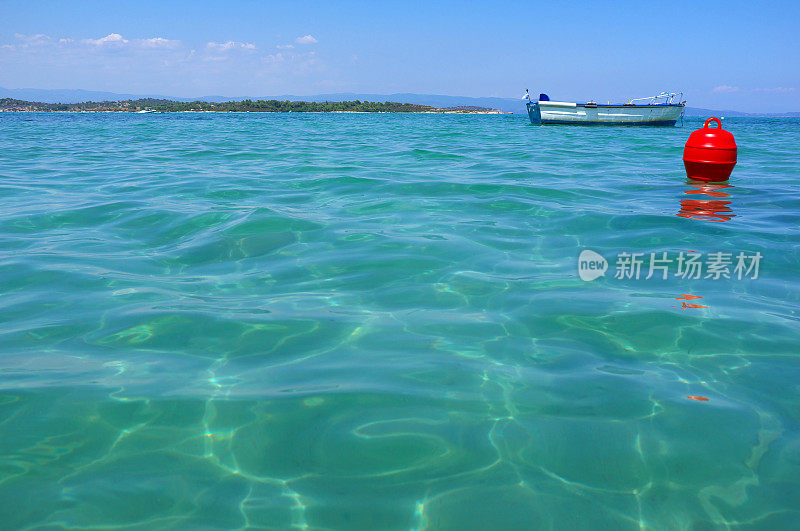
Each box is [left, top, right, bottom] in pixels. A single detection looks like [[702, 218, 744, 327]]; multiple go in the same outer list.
[[2, 87, 798, 116], [0, 97, 505, 114]]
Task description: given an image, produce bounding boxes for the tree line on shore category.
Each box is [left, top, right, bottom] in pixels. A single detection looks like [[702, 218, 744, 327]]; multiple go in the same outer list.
[[0, 97, 496, 113]]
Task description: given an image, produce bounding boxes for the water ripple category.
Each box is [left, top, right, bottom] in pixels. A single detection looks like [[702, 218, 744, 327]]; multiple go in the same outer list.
[[0, 113, 798, 528]]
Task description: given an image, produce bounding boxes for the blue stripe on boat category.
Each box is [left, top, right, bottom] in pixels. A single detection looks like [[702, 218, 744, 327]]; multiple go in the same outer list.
[[539, 120, 678, 126], [576, 103, 684, 108]]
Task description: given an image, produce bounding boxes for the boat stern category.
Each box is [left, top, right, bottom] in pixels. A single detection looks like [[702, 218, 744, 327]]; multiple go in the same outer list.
[[526, 101, 542, 124]]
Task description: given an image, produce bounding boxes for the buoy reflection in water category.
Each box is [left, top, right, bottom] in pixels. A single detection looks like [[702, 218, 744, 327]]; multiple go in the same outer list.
[[677, 180, 736, 222]]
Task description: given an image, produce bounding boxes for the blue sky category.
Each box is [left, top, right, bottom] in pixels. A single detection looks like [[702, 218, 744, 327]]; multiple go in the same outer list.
[[1, 0, 798, 111]]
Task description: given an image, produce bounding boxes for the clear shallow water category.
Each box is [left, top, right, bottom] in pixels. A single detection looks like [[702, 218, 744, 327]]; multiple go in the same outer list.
[[0, 112, 798, 529]]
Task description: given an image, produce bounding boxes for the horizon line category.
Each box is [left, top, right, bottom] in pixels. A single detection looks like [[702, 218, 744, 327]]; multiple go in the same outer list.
[[1, 86, 798, 115]]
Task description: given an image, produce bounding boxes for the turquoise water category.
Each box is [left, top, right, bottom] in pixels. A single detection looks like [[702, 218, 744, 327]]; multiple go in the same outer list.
[[1, 112, 798, 529]]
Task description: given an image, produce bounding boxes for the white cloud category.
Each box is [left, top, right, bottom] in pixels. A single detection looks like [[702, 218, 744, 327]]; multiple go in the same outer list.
[[712, 85, 795, 94], [294, 35, 318, 44], [84, 33, 128, 46], [14, 33, 50, 43], [263, 53, 286, 64], [138, 37, 180, 49], [712, 85, 739, 93], [753, 86, 795, 93], [206, 40, 256, 51], [3, 33, 184, 53], [8, 33, 51, 49], [0, 31, 325, 91]]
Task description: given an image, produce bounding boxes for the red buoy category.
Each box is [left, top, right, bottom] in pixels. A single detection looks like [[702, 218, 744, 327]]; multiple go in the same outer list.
[[683, 117, 737, 182]]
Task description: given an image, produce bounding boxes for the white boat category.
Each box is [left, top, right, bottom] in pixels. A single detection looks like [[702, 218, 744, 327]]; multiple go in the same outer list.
[[524, 91, 685, 126], [136, 109, 156, 113]]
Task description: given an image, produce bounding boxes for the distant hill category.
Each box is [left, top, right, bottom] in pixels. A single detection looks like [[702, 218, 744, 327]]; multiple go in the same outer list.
[[0, 97, 501, 114], [0, 87, 177, 104], [684, 107, 800, 118], [278, 93, 523, 113], [1, 86, 797, 116], [0, 87, 521, 112]]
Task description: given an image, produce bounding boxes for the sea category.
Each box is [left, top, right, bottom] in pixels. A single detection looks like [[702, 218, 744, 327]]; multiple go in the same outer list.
[[0, 112, 798, 530]]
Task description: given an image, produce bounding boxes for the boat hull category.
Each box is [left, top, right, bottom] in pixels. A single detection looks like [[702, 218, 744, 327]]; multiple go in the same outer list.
[[527, 101, 683, 126]]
